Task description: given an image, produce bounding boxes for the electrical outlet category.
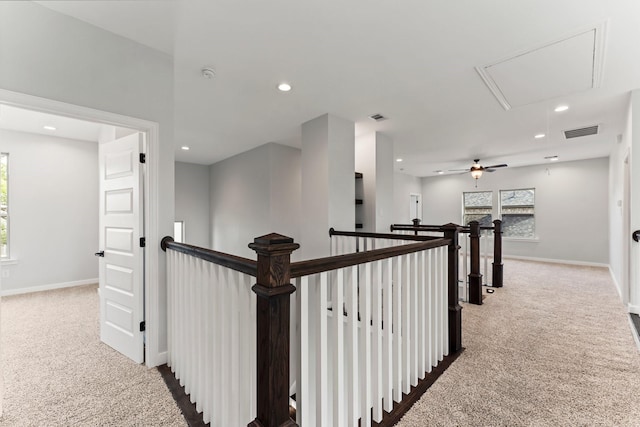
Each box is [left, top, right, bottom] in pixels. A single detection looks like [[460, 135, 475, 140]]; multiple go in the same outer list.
[[1, 269, 9, 278]]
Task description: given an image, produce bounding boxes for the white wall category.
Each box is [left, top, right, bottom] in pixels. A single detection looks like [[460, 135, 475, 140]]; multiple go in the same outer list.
[[355, 133, 395, 232], [630, 90, 640, 313], [609, 98, 632, 300], [0, 129, 98, 294], [210, 143, 301, 259], [0, 2, 174, 361], [175, 162, 210, 248], [422, 157, 610, 265], [394, 172, 422, 224], [355, 133, 376, 231], [301, 114, 355, 259]]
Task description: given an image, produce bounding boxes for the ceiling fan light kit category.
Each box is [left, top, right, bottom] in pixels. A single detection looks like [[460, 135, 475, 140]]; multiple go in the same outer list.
[[451, 159, 508, 186]]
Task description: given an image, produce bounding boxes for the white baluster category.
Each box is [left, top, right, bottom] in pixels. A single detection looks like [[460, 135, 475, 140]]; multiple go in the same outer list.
[[372, 260, 383, 422], [410, 252, 419, 387], [418, 250, 426, 379], [297, 276, 313, 426], [346, 265, 359, 425], [430, 249, 438, 368], [392, 256, 402, 403], [360, 262, 372, 426], [332, 268, 345, 426], [382, 257, 393, 412], [401, 254, 411, 394], [442, 246, 450, 357]]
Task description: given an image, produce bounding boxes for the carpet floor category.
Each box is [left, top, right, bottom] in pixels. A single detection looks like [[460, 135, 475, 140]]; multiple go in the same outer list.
[[2, 261, 639, 426], [397, 259, 640, 427], [0, 284, 187, 426]]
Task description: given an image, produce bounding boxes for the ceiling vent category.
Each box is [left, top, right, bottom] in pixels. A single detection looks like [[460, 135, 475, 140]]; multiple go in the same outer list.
[[368, 113, 387, 122], [564, 125, 599, 139]]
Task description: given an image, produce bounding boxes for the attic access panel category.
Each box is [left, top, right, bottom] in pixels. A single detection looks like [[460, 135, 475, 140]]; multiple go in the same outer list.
[[476, 24, 606, 110]]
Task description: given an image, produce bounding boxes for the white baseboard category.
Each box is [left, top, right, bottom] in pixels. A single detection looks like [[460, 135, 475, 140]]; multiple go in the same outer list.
[[1, 278, 98, 297], [629, 304, 640, 315], [609, 266, 623, 299], [147, 350, 167, 368], [503, 255, 608, 268]]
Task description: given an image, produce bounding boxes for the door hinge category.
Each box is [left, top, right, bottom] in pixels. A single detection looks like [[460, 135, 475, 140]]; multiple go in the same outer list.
[[139, 321, 146, 332], [140, 237, 146, 247], [139, 153, 146, 164]]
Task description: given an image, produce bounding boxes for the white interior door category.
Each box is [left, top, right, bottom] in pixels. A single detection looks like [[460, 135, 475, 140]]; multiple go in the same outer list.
[[98, 132, 144, 363], [410, 193, 421, 221]]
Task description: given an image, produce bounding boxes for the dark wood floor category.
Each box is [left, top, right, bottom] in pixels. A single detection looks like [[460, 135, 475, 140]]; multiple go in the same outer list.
[[158, 364, 208, 427], [631, 313, 640, 339]]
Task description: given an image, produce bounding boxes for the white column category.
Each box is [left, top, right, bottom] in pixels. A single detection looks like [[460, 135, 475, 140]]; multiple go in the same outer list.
[[301, 114, 355, 259], [355, 132, 394, 233]]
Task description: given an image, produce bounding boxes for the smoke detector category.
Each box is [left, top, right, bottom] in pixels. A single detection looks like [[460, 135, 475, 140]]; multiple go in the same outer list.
[[201, 68, 215, 79]]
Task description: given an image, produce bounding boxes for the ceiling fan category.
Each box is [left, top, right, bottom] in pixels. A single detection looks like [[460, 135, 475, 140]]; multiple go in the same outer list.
[[449, 159, 508, 183]]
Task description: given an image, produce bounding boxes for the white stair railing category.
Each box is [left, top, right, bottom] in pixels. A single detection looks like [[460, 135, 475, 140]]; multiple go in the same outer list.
[[295, 241, 449, 426], [166, 249, 257, 425]]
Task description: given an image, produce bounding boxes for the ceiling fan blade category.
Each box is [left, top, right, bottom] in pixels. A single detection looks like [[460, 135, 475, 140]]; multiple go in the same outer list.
[[484, 163, 508, 169], [448, 168, 470, 172]]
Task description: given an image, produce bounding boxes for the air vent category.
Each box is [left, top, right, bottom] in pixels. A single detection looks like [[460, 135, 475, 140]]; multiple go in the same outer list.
[[368, 113, 387, 122], [564, 125, 599, 139]]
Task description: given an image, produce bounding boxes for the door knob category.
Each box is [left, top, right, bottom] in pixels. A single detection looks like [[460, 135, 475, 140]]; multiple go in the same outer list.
[[633, 231, 640, 243], [95, 251, 105, 257]]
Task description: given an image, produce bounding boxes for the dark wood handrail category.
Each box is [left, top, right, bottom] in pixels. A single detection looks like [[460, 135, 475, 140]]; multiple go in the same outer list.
[[390, 224, 445, 232], [390, 223, 477, 234], [162, 230, 463, 426], [161, 236, 257, 277], [329, 227, 441, 242], [291, 238, 450, 278]]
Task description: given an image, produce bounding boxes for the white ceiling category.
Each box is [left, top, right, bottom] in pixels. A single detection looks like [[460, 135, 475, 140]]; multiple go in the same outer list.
[[0, 105, 137, 143], [29, 0, 640, 176]]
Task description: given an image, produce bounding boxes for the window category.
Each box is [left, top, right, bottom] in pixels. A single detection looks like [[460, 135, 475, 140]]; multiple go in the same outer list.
[[500, 188, 535, 238], [462, 191, 493, 227], [1, 153, 8, 257]]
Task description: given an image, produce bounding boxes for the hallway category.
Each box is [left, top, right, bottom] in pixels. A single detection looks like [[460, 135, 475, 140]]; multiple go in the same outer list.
[[398, 260, 640, 426]]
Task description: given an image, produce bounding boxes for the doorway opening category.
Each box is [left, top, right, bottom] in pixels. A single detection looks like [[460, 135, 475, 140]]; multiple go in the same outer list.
[[0, 89, 161, 367], [410, 193, 422, 222]]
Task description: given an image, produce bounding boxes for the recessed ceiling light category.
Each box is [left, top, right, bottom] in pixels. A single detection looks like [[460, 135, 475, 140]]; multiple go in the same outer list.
[[396, 158, 403, 162], [534, 133, 546, 139], [277, 83, 292, 92], [554, 105, 569, 112], [437, 170, 444, 175], [181, 146, 190, 151], [43, 125, 56, 131]]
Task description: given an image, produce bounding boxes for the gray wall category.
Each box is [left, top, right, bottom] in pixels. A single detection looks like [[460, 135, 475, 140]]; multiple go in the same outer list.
[[175, 162, 211, 248], [209, 143, 301, 259], [422, 157, 610, 264], [0, 129, 98, 294]]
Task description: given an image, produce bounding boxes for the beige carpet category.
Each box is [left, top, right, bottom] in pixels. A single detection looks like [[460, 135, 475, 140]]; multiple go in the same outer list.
[[397, 260, 640, 427], [0, 284, 187, 426]]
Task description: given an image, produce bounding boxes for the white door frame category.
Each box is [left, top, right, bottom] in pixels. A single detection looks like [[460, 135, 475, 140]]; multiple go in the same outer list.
[[0, 88, 162, 367]]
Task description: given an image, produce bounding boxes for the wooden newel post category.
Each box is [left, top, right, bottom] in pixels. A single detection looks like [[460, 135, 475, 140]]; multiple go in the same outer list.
[[442, 223, 462, 354], [412, 218, 421, 235], [492, 219, 503, 288], [468, 221, 483, 305], [248, 233, 300, 427]]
